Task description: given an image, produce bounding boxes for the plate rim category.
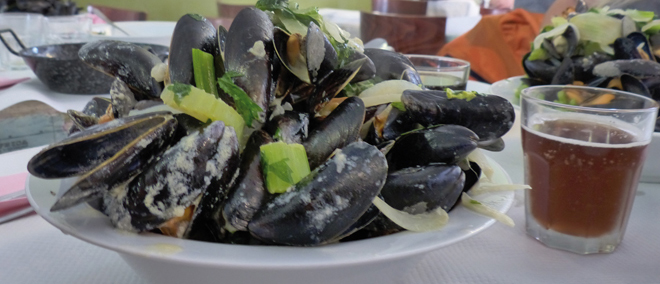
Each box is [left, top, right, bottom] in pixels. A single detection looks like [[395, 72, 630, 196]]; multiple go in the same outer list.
[[27, 156, 515, 269]]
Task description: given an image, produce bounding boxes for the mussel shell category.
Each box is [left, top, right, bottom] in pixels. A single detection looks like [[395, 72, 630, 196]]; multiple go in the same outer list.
[[305, 58, 365, 114], [104, 121, 232, 232], [522, 53, 559, 85], [401, 90, 515, 141], [551, 57, 574, 85], [50, 113, 178, 211], [222, 130, 273, 232], [349, 51, 376, 83], [572, 52, 613, 83], [621, 74, 651, 97], [169, 14, 220, 85], [266, 111, 309, 144], [225, 7, 274, 124], [306, 22, 338, 84], [363, 48, 422, 85], [386, 125, 478, 172], [248, 141, 388, 246], [110, 78, 137, 119], [78, 40, 164, 100], [303, 96, 365, 169], [28, 111, 174, 179], [184, 125, 241, 242], [67, 110, 99, 133], [380, 164, 465, 213], [593, 59, 660, 79], [81, 97, 111, 117]]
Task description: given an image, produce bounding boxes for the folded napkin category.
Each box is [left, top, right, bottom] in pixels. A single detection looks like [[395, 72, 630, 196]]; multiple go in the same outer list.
[[0, 172, 32, 223], [436, 9, 544, 84], [0, 77, 30, 91]]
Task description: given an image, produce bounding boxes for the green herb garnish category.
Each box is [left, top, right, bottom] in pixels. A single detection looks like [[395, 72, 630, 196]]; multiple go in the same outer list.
[[167, 83, 192, 105], [217, 71, 263, 127]]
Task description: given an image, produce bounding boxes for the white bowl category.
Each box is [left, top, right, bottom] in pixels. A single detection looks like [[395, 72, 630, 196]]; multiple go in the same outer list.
[[27, 158, 514, 284], [489, 76, 660, 183], [90, 21, 175, 47]]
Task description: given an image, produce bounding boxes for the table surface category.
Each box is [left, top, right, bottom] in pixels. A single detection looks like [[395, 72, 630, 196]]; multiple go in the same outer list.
[[1, 21, 659, 284]]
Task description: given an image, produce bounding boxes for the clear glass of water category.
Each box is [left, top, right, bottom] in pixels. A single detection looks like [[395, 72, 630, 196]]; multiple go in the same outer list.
[[0, 13, 47, 70]]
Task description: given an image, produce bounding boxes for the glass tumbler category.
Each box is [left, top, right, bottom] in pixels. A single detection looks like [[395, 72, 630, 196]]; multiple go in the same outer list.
[[0, 13, 47, 70], [404, 54, 470, 91], [521, 85, 658, 254]]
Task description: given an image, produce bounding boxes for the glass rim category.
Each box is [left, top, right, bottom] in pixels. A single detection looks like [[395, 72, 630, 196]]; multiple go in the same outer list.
[[404, 54, 470, 70], [521, 85, 659, 114]]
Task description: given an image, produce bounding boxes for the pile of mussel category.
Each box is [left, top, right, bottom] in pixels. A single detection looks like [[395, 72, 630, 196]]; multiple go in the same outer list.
[[27, 5, 515, 246], [522, 7, 660, 129]]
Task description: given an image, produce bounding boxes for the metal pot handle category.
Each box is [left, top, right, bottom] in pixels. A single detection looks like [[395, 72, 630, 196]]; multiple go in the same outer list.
[[0, 29, 27, 56]]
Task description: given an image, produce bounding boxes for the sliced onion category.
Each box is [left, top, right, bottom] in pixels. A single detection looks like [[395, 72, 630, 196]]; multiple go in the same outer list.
[[358, 80, 422, 107], [467, 149, 494, 181], [372, 197, 448, 232], [461, 192, 514, 227], [469, 179, 531, 196]]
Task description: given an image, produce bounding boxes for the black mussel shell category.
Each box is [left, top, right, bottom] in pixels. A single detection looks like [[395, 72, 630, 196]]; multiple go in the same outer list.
[[303, 96, 365, 169], [222, 130, 273, 232], [381, 164, 465, 213], [49, 112, 178, 211], [169, 13, 219, 85], [78, 40, 164, 100], [225, 8, 274, 124], [185, 126, 241, 242], [248, 141, 388, 246], [363, 48, 422, 85], [551, 57, 574, 85], [349, 51, 376, 83], [401, 90, 515, 141], [386, 124, 478, 172], [266, 111, 309, 144]]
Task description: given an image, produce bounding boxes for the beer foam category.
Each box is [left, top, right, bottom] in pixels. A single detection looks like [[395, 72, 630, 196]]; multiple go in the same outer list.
[[524, 113, 650, 149]]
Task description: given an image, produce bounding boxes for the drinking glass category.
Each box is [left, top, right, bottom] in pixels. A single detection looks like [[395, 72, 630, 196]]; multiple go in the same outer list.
[[404, 55, 470, 90], [46, 14, 93, 44], [0, 13, 47, 70], [521, 85, 658, 254]]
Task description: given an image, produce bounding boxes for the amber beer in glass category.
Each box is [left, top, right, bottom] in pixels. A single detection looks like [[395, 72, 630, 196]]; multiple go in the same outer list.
[[521, 86, 658, 254]]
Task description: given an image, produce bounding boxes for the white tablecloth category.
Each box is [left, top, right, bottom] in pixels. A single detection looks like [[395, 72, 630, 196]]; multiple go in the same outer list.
[[1, 77, 659, 284]]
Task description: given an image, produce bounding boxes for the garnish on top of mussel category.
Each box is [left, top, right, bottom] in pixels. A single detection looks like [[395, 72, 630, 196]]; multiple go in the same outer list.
[[27, 0, 526, 246], [521, 5, 660, 130]]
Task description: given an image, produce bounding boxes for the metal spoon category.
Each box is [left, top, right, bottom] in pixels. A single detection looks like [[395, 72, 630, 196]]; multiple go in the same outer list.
[[86, 5, 131, 36]]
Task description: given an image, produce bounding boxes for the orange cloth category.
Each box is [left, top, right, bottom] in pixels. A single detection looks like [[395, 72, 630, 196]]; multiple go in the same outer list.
[[437, 9, 544, 84]]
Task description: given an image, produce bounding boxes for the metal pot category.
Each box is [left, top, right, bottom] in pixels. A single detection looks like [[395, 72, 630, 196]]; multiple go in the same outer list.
[[0, 29, 168, 95]]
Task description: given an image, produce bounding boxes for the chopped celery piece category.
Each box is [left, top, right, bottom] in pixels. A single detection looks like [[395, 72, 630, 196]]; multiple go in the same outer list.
[[161, 83, 244, 139], [642, 20, 660, 35], [260, 141, 311, 194], [192, 48, 218, 97]]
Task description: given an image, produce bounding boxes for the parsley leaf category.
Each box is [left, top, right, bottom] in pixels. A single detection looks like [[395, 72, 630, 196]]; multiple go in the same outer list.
[[217, 71, 263, 127]]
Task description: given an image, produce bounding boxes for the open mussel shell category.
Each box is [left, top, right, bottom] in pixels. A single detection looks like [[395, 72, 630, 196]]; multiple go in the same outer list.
[[50, 113, 178, 211], [305, 58, 365, 114], [381, 164, 465, 213], [169, 13, 220, 85], [225, 7, 274, 124], [401, 90, 515, 141], [28, 111, 175, 179], [306, 22, 338, 84], [303, 96, 365, 169], [386, 125, 478, 172], [363, 48, 422, 85], [614, 32, 655, 61], [78, 40, 164, 100], [110, 78, 137, 119], [248, 141, 388, 246]]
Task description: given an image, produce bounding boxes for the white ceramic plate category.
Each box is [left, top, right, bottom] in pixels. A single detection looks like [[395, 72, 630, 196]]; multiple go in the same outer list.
[[489, 75, 524, 109], [27, 157, 514, 284], [91, 21, 176, 47]]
